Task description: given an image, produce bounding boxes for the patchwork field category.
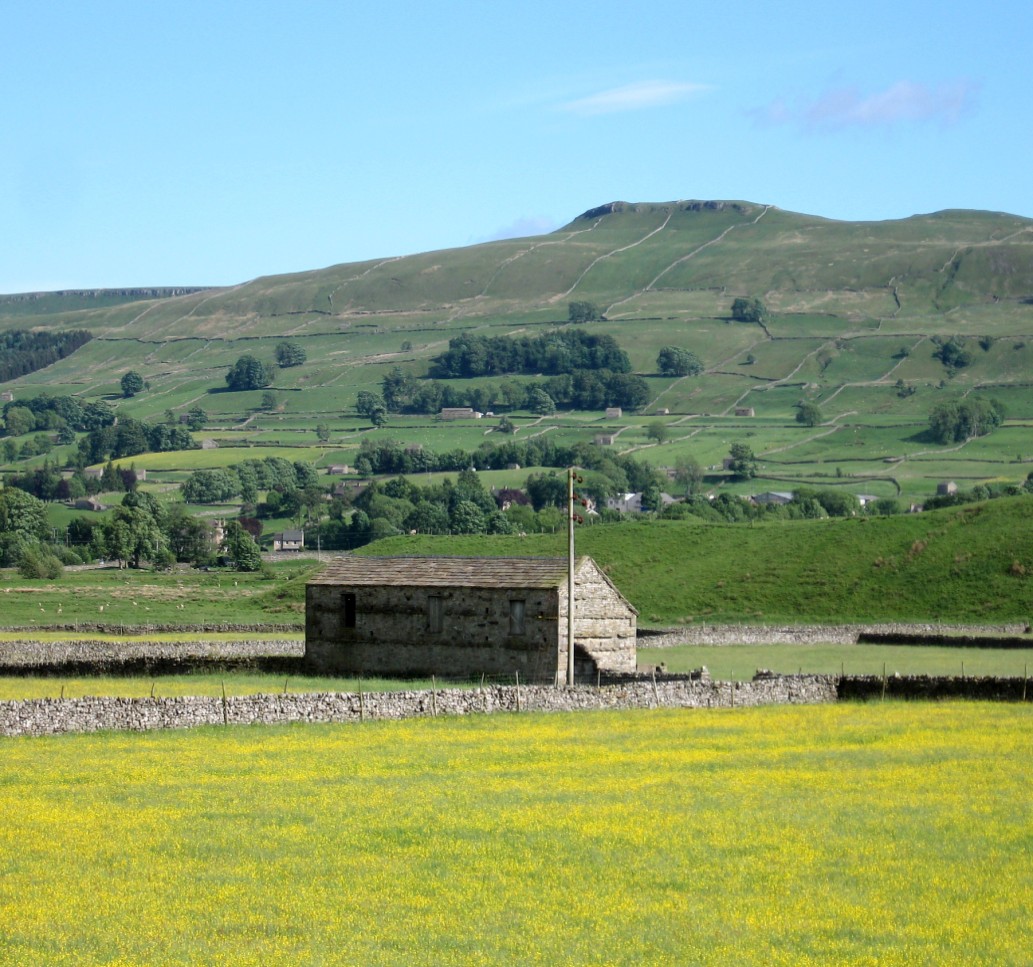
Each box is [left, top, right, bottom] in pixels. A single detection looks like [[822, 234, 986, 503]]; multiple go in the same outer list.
[[1, 703, 1029, 964], [5, 202, 1033, 509]]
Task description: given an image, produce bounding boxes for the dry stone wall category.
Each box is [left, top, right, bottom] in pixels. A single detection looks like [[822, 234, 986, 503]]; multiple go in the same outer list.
[[0, 675, 838, 738], [0, 638, 302, 668], [640, 623, 1029, 647], [3, 673, 1030, 738]]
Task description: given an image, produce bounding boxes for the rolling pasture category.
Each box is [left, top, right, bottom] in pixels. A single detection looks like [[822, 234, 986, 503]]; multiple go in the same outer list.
[[4, 202, 1033, 505], [3, 493, 1032, 629], [1, 704, 1028, 964]]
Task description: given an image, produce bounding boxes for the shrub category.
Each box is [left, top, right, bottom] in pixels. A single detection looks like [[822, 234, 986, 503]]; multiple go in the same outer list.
[[17, 545, 64, 579]]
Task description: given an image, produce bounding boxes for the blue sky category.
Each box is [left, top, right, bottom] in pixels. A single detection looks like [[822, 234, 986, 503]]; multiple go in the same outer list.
[[2, 0, 1031, 292]]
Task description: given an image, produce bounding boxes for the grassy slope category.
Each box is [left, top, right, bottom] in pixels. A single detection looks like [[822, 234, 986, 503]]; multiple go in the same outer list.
[[362, 495, 1033, 625], [3, 201, 1033, 504]]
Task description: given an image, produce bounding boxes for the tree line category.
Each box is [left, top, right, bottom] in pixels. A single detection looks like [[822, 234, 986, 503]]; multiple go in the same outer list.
[[430, 329, 631, 379], [379, 366, 650, 416], [0, 329, 93, 382]]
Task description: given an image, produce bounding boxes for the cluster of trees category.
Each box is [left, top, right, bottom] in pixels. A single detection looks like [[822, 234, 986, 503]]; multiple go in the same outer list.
[[378, 367, 650, 417], [180, 456, 323, 523], [76, 417, 198, 464], [275, 341, 306, 368], [0, 329, 93, 383], [318, 470, 515, 549], [656, 347, 703, 376], [2, 394, 115, 438], [4, 459, 138, 502], [0, 482, 265, 574], [430, 329, 631, 379], [351, 435, 656, 486], [931, 336, 972, 371], [224, 344, 306, 392], [927, 397, 1004, 444], [226, 354, 275, 391], [730, 297, 769, 324], [568, 301, 602, 323], [795, 401, 823, 426]]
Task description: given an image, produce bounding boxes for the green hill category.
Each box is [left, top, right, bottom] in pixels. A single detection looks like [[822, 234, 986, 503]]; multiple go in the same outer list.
[[362, 494, 1033, 626], [3, 200, 1033, 504]]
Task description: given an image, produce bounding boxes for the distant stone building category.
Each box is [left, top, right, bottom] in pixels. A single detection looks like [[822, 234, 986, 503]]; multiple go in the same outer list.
[[305, 556, 637, 683], [606, 492, 643, 514], [327, 465, 353, 475], [439, 407, 477, 420], [735, 407, 755, 417], [937, 481, 958, 496], [273, 529, 305, 552], [605, 407, 623, 419], [74, 497, 105, 512], [594, 433, 616, 446], [751, 491, 794, 506]]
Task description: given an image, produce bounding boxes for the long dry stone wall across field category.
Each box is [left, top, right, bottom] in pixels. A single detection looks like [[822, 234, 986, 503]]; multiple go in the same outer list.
[[639, 623, 1030, 647], [0, 676, 838, 738], [0, 638, 303, 668]]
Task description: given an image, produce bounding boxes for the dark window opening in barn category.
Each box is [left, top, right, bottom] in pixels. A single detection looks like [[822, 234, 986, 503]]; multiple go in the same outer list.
[[509, 599, 526, 635], [342, 592, 356, 628], [428, 595, 443, 633]]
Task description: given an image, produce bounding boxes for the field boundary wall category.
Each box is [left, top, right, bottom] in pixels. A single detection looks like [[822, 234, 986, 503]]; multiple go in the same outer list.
[[2, 674, 1031, 738], [1, 676, 836, 738]]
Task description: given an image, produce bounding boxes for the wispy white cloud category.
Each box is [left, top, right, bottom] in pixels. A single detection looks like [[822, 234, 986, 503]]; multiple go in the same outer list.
[[753, 79, 978, 131], [560, 80, 710, 116], [477, 216, 559, 244]]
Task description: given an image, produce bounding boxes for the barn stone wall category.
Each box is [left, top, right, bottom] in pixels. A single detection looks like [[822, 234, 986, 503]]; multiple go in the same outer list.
[[0, 675, 839, 738], [305, 559, 637, 681], [559, 559, 637, 675], [306, 584, 562, 681]]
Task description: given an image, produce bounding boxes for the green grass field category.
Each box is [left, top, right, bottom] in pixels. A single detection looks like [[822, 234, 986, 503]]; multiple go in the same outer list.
[[367, 495, 1033, 625], [0, 560, 315, 628], [1, 703, 1029, 964], [4, 203, 1033, 510], [6, 492, 1033, 630], [0, 671, 458, 702], [639, 643, 1033, 681]]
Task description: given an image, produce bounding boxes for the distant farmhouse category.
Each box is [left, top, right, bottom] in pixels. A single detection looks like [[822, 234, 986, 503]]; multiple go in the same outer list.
[[439, 407, 480, 420], [751, 491, 794, 506], [273, 529, 304, 552], [305, 556, 637, 683]]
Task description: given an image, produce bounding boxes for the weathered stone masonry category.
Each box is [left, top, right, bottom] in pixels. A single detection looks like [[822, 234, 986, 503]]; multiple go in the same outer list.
[[0, 675, 837, 738], [3, 675, 1029, 738], [305, 555, 637, 682]]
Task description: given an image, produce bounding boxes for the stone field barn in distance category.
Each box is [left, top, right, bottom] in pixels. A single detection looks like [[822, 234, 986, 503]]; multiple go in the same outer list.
[[305, 556, 637, 683]]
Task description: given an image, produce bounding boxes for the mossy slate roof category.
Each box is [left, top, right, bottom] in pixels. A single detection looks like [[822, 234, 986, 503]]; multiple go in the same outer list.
[[309, 555, 584, 589]]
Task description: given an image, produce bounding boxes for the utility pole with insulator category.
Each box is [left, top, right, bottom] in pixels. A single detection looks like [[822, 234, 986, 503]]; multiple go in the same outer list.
[[566, 467, 585, 686]]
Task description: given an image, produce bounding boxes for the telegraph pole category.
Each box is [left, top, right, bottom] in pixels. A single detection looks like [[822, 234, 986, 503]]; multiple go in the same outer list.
[[566, 467, 584, 687]]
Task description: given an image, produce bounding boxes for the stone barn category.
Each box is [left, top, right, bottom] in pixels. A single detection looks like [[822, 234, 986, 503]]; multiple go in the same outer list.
[[305, 555, 637, 683]]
